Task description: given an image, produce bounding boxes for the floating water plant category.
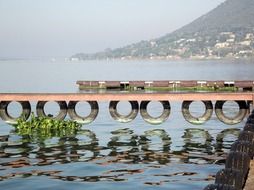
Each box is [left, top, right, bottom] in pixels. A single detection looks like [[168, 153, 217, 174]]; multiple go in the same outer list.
[[15, 113, 81, 139]]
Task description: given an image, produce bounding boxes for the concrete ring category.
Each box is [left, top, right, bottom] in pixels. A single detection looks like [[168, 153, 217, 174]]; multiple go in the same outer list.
[[68, 101, 99, 124], [0, 101, 31, 125], [36, 101, 67, 120], [215, 100, 247, 125], [109, 101, 138, 123], [182, 101, 213, 125], [140, 101, 170, 125]]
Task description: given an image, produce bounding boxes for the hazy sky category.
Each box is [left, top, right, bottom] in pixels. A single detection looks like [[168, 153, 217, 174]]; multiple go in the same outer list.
[[0, 0, 225, 58]]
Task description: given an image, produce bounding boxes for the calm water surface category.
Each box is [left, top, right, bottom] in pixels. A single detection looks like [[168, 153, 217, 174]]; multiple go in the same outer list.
[[0, 59, 253, 189]]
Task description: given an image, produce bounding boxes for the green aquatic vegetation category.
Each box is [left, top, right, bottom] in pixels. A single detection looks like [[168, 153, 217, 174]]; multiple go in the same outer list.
[[15, 113, 81, 139], [79, 84, 239, 92], [144, 86, 237, 92]]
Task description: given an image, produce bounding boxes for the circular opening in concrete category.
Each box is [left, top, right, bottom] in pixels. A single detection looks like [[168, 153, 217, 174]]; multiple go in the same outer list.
[[222, 101, 240, 118], [147, 101, 164, 118], [75, 101, 92, 117], [7, 101, 22, 118], [189, 101, 206, 118], [43, 101, 61, 117], [116, 101, 132, 115]]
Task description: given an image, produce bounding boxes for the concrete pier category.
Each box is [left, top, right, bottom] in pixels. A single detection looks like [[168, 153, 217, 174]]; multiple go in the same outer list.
[[77, 80, 254, 91], [0, 92, 253, 101], [0, 92, 253, 125]]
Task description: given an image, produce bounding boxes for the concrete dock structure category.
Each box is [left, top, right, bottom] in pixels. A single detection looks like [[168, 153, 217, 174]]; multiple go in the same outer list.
[[0, 92, 253, 101], [77, 80, 254, 91], [1, 91, 254, 189], [0, 92, 253, 125]]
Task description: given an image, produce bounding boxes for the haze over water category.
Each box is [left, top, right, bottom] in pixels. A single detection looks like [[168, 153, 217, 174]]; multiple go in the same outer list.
[[0, 0, 225, 58], [0, 59, 253, 93], [0, 0, 254, 189], [0, 59, 253, 190]]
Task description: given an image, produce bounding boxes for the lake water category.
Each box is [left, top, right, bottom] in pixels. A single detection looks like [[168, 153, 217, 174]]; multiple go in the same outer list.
[[0, 59, 254, 190]]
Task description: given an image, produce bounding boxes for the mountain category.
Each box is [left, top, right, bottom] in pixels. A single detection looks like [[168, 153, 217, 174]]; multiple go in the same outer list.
[[72, 0, 254, 60], [175, 0, 254, 35]]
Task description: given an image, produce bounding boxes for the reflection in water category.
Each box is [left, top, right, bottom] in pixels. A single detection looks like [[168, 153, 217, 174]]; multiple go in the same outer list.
[[215, 128, 240, 153], [180, 128, 214, 164], [36, 129, 100, 165], [139, 129, 171, 164], [0, 58, 252, 190], [0, 129, 99, 166], [0, 126, 240, 188], [182, 128, 213, 153], [107, 128, 140, 164]]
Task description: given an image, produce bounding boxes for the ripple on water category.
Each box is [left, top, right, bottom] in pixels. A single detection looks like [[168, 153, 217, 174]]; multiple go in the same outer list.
[[0, 120, 241, 190]]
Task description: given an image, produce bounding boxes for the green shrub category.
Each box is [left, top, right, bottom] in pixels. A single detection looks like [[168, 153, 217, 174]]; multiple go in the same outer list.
[[15, 113, 81, 139]]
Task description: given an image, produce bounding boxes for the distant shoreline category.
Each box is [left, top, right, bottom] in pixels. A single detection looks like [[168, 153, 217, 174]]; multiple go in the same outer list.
[[69, 56, 254, 62], [1, 56, 253, 62]]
